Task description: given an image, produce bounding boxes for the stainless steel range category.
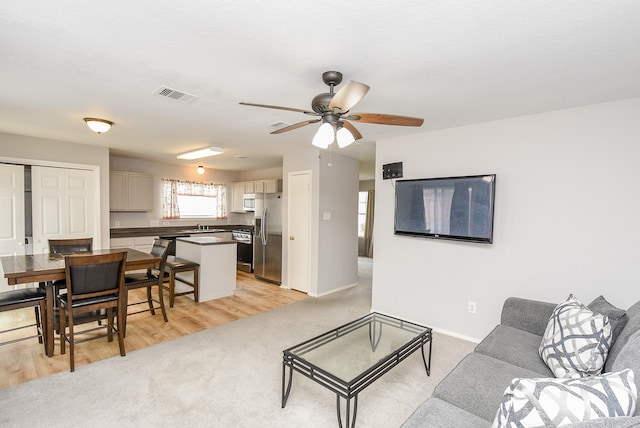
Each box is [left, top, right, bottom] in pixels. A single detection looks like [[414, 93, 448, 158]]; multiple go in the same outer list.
[[232, 229, 253, 272]]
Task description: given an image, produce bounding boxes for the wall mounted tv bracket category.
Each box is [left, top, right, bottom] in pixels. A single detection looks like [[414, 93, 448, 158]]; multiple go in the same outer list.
[[382, 162, 403, 180]]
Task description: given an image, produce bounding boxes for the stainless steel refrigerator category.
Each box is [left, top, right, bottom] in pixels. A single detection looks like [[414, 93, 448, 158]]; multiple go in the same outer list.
[[254, 192, 282, 284]]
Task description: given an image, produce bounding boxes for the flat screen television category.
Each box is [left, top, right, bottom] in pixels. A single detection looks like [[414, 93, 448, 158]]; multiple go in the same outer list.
[[394, 174, 496, 244]]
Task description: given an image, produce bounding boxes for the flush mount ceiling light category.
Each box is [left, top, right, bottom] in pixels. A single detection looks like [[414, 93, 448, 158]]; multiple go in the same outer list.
[[197, 165, 205, 174], [83, 118, 113, 134], [177, 146, 224, 160]]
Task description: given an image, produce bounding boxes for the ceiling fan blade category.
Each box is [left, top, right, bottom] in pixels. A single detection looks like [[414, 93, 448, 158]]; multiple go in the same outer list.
[[346, 113, 424, 127], [270, 119, 320, 135], [328, 81, 370, 113], [239, 102, 317, 116], [342, 121, 362, 140]]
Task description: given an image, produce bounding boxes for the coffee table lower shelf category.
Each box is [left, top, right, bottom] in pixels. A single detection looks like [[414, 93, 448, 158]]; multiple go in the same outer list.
[[281, 312, 432, 428]]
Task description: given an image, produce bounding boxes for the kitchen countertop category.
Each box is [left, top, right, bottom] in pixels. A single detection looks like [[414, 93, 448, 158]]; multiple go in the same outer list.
[[176, 236, 237, 246], [111, 225, 253, 238]]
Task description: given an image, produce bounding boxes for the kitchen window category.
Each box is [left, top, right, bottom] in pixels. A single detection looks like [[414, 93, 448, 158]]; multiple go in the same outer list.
[[162, 178, 227, 219]]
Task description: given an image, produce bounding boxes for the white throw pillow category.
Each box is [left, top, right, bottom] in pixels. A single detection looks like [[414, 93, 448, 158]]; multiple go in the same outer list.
[[492, 369, 637, 428], [539, 294, 612, 378]]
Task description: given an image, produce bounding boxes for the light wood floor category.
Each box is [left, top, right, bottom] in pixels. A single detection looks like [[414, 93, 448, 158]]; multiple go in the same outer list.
[[0, 271, 308, 389]]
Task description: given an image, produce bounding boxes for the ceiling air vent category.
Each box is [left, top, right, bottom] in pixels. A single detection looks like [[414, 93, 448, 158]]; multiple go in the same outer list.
[[153, 86, 199, 104]]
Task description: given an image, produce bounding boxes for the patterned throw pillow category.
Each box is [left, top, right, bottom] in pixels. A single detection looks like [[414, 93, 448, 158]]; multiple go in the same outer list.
[[539, 294, 612, 378], [492, 369, 637, 428]]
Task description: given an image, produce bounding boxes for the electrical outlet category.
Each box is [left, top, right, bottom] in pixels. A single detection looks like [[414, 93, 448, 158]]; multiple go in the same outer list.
[[114, 220, 120, 228], [468, 301, 477, 314], [163, 221, 170, 226]]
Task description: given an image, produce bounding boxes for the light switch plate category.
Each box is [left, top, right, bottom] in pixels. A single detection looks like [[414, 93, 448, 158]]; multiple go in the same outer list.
[[322, 212, 331, 220]]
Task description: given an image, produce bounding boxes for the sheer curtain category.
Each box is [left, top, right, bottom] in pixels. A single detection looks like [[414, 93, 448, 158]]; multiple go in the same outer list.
[[363, 190, 375, 258], [161, 178, 227, 219]]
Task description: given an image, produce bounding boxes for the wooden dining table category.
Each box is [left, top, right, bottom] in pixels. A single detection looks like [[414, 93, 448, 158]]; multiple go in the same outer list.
[[1, 248, 160, 357]]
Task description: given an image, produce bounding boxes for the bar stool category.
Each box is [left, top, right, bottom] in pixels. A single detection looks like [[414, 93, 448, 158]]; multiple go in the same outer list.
[[0, 288, 47, 349], [163, 256, 199, 307]]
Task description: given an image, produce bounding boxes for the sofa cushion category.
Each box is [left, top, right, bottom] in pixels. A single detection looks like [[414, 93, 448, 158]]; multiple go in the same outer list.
[[476, 325, 553, 376], [401, 397, 490, 428], [501, 297, 558, 336], [612, 330, 640, 416], [588, 295, 628, 344], [433, 352, 544, 421], [539, 294, 612, 378], [491, 369, 637, 428], [606, 300, 640, 373]]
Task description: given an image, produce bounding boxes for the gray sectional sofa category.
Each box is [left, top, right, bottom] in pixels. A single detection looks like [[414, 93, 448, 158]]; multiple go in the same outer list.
[[402, 297, 640, 427]]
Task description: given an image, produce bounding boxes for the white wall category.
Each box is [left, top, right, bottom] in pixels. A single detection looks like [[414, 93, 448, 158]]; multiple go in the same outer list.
[[0, 132, 110, 247], [318, 152, 359, 295], [372, 97, 640, 341], [239, 166, 283, 182], [283, 149, 359, 296]]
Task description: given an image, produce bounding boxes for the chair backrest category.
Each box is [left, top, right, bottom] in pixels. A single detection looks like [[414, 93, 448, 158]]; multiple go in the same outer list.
[[64, 252, 127, 301], [49, 238, 93, 255], [149, 239, 170, 274]]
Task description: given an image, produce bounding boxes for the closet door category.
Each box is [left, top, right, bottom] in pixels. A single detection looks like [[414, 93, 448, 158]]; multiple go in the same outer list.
[[0, 164, 26, 291], [31, 166, 96, 254]]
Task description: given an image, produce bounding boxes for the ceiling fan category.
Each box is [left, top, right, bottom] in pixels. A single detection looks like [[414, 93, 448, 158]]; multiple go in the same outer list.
[[240, 71, 424, 149]]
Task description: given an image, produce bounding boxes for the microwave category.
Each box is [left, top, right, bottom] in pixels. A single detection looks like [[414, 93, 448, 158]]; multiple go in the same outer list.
[[243, 194, 256, 211]]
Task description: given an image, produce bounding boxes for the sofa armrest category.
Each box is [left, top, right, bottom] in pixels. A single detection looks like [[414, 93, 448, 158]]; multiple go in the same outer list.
[[500, 297, 556, 336]]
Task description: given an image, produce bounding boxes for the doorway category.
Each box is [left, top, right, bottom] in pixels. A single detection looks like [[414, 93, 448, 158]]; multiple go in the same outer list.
[[287, 170, 311, 294]]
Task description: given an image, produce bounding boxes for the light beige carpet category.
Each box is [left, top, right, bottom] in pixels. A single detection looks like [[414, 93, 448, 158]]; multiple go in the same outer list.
[[0, 258, 475, 427]]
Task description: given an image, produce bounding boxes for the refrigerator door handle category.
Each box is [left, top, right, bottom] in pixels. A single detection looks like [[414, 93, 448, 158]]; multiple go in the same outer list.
[[262, 209, 268, 245]]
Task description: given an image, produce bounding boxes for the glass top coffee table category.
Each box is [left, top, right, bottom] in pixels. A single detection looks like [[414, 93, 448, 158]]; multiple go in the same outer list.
[[282, 312, 432, 428]]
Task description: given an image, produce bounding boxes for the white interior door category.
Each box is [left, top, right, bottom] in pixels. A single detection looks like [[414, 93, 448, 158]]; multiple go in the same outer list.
[[31, 166, 96, 254], [0, 163, 26, 292], [287, 171, 311, 293]]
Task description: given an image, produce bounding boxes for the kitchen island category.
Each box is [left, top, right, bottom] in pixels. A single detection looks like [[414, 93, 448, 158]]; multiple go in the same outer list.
[[176, 236, 237, 301]]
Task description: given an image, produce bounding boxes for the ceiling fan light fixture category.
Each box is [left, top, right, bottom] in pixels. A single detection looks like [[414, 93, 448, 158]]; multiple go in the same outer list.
[[312, 123, 334, 149], [336, 127, 355, 148], [177, 146, 224, 160], [83, 118, 113, 134]]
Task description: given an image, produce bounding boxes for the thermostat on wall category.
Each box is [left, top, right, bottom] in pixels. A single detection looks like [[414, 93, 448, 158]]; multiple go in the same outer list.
[[382, 162, 403, 180]]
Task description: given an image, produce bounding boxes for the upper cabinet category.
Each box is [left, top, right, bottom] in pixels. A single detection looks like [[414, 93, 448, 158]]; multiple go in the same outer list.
[[230, 179, 282, 214], [230, 182, 246, 213], [262, 178, 281, 193], [243, 179, 281, 195], [110, 171, 153, 211]]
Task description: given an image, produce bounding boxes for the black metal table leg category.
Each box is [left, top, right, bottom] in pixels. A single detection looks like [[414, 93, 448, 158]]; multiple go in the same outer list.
[[420, 335, 432, 376], [337, 394, 358, 428], [368, 319, 382, 352], [282, 358, 294, 408]]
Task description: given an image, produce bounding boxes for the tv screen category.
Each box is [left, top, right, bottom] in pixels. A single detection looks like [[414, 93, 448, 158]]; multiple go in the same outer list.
[[394, 174, 496, 243]]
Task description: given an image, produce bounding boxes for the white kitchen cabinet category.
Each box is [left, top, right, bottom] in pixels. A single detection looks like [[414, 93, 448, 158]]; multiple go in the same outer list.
[[110, 171, 153, 211], [263, 179, 281, 193], [243, 181, 256, 194], [240, 179, 281, 196], [230, 182, 246, 213], [110, 236, 156, 253]]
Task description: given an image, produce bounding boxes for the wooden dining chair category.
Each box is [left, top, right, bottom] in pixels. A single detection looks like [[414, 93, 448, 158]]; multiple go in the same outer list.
[[122, 239, 170, 336], [48, 237, 93, 294], [0, 288, 47, 349], [58, 251, 127, 372]]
